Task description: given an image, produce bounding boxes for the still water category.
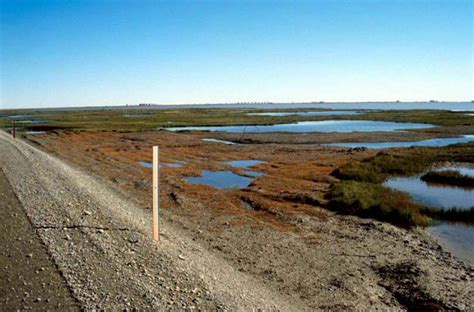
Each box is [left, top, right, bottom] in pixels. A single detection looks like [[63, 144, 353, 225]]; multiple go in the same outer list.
[[226, 160, 266, 177], [384, 176, 474, 209], [185, 160, 265, 189], [202, 138, 237, 145], [26, 131, 46, 135], [435, 165, 474, 177], [123, 102, 473, 111], [138, 161, 184, 168], [247, 111, 360, 117], [428, 223, 474, 263], [225, 160, 265, 168], [167, 120, 435, 133], [186, 171, 253, 189], [323, 135, 474, 149], [385, 166, 474, 263], [16, 120, 51, 124]]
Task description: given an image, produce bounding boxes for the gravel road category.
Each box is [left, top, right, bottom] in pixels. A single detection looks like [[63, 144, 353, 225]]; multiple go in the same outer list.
[[0, 131, 304, 310]]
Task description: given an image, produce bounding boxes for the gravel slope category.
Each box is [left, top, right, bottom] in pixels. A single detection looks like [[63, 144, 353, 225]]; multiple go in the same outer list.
[[0, 131, 304, 310], [0, 169, 80, 310]]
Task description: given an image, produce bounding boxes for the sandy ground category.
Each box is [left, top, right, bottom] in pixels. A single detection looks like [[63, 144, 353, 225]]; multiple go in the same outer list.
[[2, 130, 473, 310]]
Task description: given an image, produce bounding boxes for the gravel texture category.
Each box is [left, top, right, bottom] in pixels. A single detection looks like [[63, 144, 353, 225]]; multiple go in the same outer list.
[[0, 131, 302, 310], [0, 169, 80, 310]]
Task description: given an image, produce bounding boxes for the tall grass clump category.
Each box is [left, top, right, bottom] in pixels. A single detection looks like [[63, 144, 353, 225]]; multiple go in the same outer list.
[[329, 181, 430, 227], [333, 153, 435, 183], [421, 170, 474, 188]]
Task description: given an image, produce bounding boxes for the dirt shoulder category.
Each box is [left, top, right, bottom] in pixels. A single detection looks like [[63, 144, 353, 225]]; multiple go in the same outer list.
[[0, 169, 80, 310], [20, 129, 474, 310]]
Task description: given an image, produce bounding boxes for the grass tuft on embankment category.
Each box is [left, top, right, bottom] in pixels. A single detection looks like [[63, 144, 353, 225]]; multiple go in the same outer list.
[[329, 181, 430, 227], [421, 170, 474, 188]]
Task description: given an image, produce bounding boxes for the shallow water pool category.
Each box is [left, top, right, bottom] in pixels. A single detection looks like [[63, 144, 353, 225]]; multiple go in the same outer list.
[[384, 176, 474, 209], [428, 223, 474, 264], [323, 135, 474, 149], [202, 138, 237, 145], [384, 166, 474, 263], [185, 171, 253, 189], [225, 160, 265, 168], [167, 120, 435, 133], [138, 161, 184, 168]]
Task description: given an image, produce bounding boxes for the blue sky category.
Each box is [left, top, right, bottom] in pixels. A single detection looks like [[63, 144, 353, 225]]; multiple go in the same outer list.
[[1, 0, 472, 108]]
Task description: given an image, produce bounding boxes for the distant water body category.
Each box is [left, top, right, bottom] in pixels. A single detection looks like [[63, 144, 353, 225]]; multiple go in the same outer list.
[[152, 102, 473, 111], [247, 111, 361, 117], [216, 102, 473, 111], [237, 102, 474, 111], [167, 120, 434, 133], [323, 135, 474, 149], [19, 102, 473, 112]]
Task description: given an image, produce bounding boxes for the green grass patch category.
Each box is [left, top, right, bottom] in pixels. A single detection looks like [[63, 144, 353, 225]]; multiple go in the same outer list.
[[333, 153, 436, 183], [333, 143, 474, 183], [329, 181, 430, 227], [421, 170, 474, 188], [330, 144, 474, 226]]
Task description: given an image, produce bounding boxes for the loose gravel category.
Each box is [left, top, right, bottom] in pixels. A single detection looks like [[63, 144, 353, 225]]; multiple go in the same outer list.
[[0, 131, 303, 310]]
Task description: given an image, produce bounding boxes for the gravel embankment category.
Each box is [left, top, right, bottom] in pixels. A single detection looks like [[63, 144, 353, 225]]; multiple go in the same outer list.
[[0, 169, 80, 310], [0, 131, 303, 310]]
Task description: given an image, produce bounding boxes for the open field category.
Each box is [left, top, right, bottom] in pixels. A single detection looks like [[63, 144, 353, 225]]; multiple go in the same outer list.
[[1, 107, 474, 310]]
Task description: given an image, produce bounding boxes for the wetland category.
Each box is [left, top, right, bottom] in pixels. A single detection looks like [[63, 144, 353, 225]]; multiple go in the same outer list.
[[2, 104, 474, 306]]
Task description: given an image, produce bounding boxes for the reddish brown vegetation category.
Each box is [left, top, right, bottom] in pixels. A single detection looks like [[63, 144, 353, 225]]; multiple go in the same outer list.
[[28, 130, 375, 231]]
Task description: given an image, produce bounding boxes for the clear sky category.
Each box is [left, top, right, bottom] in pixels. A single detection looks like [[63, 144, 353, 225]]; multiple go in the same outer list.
[[0, 0, 472, 108]]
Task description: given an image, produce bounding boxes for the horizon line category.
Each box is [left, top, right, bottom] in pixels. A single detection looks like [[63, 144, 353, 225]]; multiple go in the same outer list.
[[1, 100, 473, 111]]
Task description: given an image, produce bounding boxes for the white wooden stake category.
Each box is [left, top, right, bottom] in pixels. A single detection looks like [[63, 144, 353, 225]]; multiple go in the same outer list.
[[152, 146, 160, 241]]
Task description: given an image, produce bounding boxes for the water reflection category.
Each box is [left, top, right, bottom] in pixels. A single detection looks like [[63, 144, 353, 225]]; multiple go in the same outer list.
[[167, 120, 435, 133], [138, 161, 185, 168], [202, 138, 237, 145], [428, 223, 474, 264], [247, 111, 360, 117], [385, 167, 474, 263], [384, 176, 474, 209], [225, 160, 265, 168], [185, 171, 253, 189], [323, 135, 474, 149]]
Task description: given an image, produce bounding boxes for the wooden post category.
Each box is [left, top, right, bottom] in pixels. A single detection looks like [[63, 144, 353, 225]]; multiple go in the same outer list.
[[12, 119, 16, 138], [152, 146, 160, 241]]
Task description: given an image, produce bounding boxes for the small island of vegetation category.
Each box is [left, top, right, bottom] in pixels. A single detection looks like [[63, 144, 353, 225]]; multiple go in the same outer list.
[[421, 169, 474, 188]]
